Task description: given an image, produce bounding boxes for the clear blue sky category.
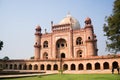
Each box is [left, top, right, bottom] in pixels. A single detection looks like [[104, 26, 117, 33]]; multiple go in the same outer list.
[[0, 0, 114, 59]]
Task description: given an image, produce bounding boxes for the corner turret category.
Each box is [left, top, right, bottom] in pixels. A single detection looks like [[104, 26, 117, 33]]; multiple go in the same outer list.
[[84, 17, 98, 57], [34, 25, 42, 60]]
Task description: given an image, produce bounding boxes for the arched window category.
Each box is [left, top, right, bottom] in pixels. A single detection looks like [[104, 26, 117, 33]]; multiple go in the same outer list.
[[5, 64, 8, 69], [56, 39, 67, 49], [14, 64, 17, 70], [43, 41, 48, 48], [78, 63, 84, 70], [53, 64, 58, 70], [71, 64, 76, 70], [23, 64, 27, 70], [76, 37, 82, 45], [86, 63, 92, 70], [40, 64, 44, 70], [112, 61, 118, 69], [18, 64, 22, 70], [61, 53, 65, 58], [43, 52, 48, 59], [9, 64, 13, 69], [34, 64, 38, 70], [29, 64, 32, 70], [63, 64, 68, 70], [77, 50, 82, 58], [95, 62, 100, 70], [47, 64, 51, 70], [103, 62, 109, 69]]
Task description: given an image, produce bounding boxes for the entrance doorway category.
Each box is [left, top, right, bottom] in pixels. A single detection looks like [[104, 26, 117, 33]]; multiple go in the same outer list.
[[61, 53, 65, 58]]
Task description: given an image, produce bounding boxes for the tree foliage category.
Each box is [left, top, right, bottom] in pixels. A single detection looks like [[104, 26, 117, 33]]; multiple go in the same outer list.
[[0, 40, 3, 50], [3, 56, 9, 60], [103, 0, 120, 54], [30, 56, 34, 59]]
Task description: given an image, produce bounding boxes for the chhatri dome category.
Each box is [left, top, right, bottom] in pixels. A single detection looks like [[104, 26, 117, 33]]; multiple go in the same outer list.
[[59, 13, 80, 30]]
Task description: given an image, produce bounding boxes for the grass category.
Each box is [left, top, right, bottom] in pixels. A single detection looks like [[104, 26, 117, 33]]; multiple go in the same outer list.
[[2, 74, 120, 80]]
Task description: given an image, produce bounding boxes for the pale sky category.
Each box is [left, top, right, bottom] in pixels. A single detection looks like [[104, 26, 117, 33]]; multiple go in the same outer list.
[[0, 0, 114, 59]]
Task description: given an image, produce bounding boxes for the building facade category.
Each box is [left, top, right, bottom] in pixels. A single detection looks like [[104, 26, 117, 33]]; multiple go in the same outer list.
[[0, 14, 120, 74], [34, 14, 98, 60]]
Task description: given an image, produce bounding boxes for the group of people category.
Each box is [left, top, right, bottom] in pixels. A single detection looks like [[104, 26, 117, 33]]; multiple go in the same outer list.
[[112, 67, 119, 74]]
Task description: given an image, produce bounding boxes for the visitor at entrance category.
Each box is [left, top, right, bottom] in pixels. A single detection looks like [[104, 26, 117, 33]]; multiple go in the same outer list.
[[117, 67, 119, 74], [112, 67, 114, 74]]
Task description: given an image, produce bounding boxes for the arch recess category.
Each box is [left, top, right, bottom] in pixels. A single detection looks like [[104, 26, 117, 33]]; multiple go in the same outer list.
[[95, 62, 100, 70], [103, 62, 109, 69], [71, 64, 76, 70], [53, 64, 58, 70], [78, 63, 84, 70], [86, 63, 92, 70]]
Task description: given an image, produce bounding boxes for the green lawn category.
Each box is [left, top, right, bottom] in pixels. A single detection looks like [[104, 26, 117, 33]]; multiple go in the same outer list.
[[2, 74, 120, 80]]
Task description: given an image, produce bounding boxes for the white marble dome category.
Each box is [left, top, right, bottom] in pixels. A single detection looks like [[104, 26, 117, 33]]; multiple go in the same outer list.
[[59, 14, 80, 30]]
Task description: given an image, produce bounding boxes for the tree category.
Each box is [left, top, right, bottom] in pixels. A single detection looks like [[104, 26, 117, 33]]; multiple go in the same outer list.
[[0, 40, 3, 50], [103, 0, 120, 54], [30, 56, 34, 59], [3, 56, 9, 60]]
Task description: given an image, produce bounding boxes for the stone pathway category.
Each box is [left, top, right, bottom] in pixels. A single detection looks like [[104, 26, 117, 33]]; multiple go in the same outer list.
[[0, 72, 57, 79]]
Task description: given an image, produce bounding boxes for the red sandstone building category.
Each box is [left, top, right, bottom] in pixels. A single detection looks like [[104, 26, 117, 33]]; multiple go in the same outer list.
[[0, 14, 120, 74]]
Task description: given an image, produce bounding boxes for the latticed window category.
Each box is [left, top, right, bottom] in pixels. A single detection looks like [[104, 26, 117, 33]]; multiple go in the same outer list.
[[43, 41, 48, 48], [76, 37, 82, 45]]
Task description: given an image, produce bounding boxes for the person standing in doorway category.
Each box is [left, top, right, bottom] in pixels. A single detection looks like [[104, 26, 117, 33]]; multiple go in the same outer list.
[[117, 67, 119, 74], [112, 67, 114, 74]]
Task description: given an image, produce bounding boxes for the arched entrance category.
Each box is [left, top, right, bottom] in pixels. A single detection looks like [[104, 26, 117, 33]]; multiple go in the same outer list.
[[18, 64, 22, 70], [71, 64, 76, 70], [103, 62, 109, 69], [78, 63, 84, 70], [23, 64, 27, 70], [53, 64, 58, 70], [29, 64, 32, 70], [63, 64, 68, 70], [14, 64, 17, 70], [95, 62, 100, 70], [47, 64, 51, 70], [86, 63, 92, 70], [112, 61, 118, 69], [61, 53, 65, 58], [34, 64, 38, 70], [56, 38, 67, 58], [40, 64, 44, 70]]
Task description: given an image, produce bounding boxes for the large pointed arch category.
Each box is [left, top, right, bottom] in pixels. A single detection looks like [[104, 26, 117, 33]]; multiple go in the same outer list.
[[56, 38, 67, 58]]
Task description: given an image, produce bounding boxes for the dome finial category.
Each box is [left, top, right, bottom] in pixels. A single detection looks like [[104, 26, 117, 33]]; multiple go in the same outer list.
[[66, 11, 71, 17]]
